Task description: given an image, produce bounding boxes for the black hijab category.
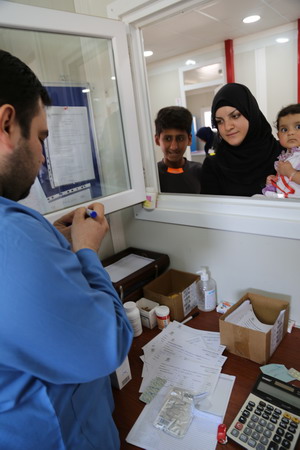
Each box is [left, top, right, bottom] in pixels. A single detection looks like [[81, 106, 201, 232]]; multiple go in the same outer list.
[[208, 83, 281, 193]]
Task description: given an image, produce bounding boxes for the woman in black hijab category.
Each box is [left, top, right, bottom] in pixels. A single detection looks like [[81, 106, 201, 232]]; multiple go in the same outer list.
[[201, 83, 281, 196]]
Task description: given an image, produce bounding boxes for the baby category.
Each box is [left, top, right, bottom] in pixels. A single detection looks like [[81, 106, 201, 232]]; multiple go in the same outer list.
[[263, 104, 300, 198]]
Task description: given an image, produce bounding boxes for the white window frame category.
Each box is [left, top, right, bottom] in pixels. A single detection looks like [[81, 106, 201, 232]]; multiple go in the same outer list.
[[0, 1, 146, 223], [179, 57, 226, 107], [109, 0, 300, 240]]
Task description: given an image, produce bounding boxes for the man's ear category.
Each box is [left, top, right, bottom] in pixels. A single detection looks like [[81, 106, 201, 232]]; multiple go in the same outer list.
[[188, 133, 192, 145], [0, 104, 17, 149]]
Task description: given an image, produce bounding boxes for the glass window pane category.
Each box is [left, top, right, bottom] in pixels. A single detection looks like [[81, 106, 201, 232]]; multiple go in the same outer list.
[[0, 27, 131, 214]]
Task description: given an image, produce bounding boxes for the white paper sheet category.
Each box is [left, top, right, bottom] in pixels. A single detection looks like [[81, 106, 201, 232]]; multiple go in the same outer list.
[[270, 309, 286, 354], [126, 374, 235, 450], [140, 351, 222, 394], [45, 106, 95, 187], [224, 300, 273, 332], [141, 321, 226, 393], [104, 254, 154, 282]]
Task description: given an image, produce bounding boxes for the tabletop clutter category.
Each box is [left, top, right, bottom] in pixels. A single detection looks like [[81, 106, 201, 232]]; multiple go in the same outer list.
[[105, 248, 295, 449]]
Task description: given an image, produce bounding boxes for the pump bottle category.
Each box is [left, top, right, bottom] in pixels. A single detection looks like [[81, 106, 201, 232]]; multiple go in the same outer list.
[[196, 267, 217, 312]]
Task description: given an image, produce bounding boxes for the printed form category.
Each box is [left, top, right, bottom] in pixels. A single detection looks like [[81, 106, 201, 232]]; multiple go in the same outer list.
[[126, 320, 235, 450]]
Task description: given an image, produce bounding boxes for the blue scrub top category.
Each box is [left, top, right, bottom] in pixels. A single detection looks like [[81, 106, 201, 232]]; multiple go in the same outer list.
[[0, 197, 133, 449]]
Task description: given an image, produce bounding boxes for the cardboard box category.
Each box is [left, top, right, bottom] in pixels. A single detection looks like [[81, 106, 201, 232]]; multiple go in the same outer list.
[[219, 292, 290, 365], [110, 356, 132, 390], [136, 297, 159, 329], [143, 269, 200, 322]]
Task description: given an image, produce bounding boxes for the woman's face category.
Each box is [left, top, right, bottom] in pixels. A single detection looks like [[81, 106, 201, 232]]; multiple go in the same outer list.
[[215, 106, 249, 146]]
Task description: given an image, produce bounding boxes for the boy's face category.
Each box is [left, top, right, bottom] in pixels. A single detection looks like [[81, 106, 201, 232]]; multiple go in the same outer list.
[[277, 113, 300, 149], [155, 128, 192, 167]]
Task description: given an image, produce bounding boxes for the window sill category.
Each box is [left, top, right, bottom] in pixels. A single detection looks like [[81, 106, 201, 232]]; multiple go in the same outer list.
[[134, 194, 300, 240]]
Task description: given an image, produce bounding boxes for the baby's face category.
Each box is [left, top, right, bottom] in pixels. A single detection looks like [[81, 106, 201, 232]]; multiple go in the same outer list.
[[277, 113, 300, 149]]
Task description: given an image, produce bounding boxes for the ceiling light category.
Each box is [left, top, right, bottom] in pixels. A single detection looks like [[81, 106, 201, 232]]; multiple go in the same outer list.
[[82, 88, 90, 93], [185, 59, 196, 66], [111, 76, 116, 80], [243, 15, 261, 24], [276, 37, 289, 44], [144, 50, 153, 57]]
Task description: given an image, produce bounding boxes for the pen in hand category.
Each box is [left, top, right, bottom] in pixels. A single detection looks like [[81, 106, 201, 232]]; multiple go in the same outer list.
[[86, 208, 97, 219]]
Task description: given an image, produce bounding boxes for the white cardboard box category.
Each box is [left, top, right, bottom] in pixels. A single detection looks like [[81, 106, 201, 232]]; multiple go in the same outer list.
[[110, 356, 132, 390], [136, 297, 159, 329]]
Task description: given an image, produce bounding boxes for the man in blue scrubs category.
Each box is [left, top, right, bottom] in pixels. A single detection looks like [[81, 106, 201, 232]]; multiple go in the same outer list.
[[0, 50, 133, 449]]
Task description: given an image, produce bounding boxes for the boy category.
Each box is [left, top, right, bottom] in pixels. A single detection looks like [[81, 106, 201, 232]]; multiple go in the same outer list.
[[155, 106, 202, 193], [263, 104, 300, 198]]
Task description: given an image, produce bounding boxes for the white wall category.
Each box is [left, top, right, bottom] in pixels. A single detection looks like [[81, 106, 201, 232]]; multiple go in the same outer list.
[[148, 68, 181, 162], [146, 23, 297, 135], [120, 207, 300, 326]]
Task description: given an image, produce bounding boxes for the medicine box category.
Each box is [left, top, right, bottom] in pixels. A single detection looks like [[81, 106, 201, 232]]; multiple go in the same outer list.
[[219, 292, 290, 365], [136, 297, 159, 329], [143, 269, 200, 322], [110, 356, 132, 390]]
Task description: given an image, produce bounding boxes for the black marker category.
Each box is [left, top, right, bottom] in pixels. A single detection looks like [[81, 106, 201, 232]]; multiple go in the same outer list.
[[181, 311, 200, 324]]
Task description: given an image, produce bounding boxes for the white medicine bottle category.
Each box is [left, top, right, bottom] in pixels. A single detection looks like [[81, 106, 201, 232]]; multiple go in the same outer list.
[[123, 301, 143, 337], [196, 267, 217, 312]]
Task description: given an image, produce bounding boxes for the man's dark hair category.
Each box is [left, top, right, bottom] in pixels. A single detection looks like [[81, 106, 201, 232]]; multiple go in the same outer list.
[[155, 106, 193, 136], [276, 103, 300, 130], [0, 49, 51, 138]]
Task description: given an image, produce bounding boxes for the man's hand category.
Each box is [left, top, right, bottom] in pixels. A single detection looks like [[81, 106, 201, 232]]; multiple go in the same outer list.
[[53, 210, 74, 243], [54, 203, 109, 253]]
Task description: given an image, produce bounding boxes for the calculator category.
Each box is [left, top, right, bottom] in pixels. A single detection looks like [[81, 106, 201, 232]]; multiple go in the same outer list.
[[227, 373, 300, 449]]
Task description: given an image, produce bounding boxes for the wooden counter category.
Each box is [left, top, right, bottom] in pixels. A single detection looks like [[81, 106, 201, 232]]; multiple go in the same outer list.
[[113, 310, 300, 449]]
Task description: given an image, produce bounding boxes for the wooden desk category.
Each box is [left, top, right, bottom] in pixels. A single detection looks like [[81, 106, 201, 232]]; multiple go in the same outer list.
[[113, 310, 300, 449]]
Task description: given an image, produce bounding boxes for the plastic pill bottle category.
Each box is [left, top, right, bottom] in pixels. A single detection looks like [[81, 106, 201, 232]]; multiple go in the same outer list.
[[155, 305, 170, 330], [143, 187, 157, 211], [123, 301, 143, 337]]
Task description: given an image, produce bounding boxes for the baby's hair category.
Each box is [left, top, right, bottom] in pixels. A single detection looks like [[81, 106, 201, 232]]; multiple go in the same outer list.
[[275, 103, 300, 130]]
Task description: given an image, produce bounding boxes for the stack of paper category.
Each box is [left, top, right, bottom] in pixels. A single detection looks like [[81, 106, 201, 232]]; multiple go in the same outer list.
[[126, 321, 235, 450], [140, 321, 226, 395], [224, 300, 275, 332], [224, 300, 286, 355]]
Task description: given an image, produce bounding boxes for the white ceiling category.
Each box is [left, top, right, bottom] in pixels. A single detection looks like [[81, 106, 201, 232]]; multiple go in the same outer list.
[[142, 0, 300, 64]]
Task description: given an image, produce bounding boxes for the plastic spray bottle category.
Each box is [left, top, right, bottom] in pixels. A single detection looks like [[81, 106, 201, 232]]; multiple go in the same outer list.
[[196, 267, 217, 312]]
